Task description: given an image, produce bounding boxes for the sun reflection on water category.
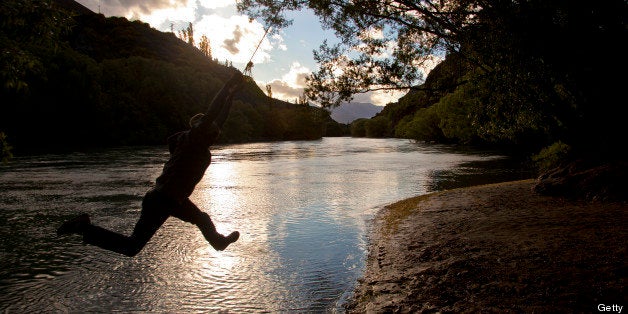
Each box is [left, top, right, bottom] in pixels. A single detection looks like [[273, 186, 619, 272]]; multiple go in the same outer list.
[[0, 138, 523, 312]]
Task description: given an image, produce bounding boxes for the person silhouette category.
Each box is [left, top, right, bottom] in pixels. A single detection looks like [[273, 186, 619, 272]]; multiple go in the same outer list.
[[57, 72, 244, 256]]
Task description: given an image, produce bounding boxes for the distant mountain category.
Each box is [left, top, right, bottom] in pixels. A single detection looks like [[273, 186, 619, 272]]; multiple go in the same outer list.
[[330, 102, 383, 124]]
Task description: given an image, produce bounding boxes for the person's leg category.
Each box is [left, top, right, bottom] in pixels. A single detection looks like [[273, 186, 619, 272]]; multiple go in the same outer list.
[[171, 199, 239, 251], [81, 191, 169, 257]]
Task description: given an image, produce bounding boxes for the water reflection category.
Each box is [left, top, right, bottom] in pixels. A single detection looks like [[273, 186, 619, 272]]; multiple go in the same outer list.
[[0, 138, 529, 312]]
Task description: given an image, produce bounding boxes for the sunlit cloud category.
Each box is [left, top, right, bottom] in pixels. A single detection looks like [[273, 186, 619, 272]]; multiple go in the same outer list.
[[260, 62, 310, 102], [370, 90, 408, 106], [76, 0, 279, 65], [130, 4, 195, 26], [77, 0, 190, 17], [93, 0, 234, 16], [223, 25, 244, 54], [271, 34, 287, 51], [258, 62, 404, 106], [194, 15, 272, 64]]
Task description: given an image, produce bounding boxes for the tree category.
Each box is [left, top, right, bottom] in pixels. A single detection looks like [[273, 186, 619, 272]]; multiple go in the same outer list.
[[237, 0, 486, 107], [178, 22, 194, 46], [0, 132, 12, 163], [297, 94, 307, 105], [238, 0, 628, 157], [199, 34, 211, 59], [1, 0, 72, 90], [1, 0, 73, 159], [265, 84, 272, 98]]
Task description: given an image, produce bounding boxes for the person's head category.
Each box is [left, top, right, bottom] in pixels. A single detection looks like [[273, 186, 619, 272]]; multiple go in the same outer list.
[[190, 113, 221, 142], [189, 113, 205, 128]]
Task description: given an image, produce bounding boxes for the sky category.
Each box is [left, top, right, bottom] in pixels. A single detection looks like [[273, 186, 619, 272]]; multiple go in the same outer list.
[[73, 0, 432, 106]]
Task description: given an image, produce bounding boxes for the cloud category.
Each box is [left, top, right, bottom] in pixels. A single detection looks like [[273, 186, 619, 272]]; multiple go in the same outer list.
[[75, 0, 187, 16], [223, 25, 243, 54], [78, 0, 235, 17], [259, 62, 410, 106], [194, 15, 273, 64], [75, 0, 283, 65], [260, 62, 311, 102], [271, 34, 287, 51], [264, 80, 302, 100], [367, 90, 408, 106]]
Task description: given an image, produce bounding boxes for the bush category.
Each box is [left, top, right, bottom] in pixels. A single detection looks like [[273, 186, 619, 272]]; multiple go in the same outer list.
[[396, 107, 443, 142], [364, 115, 391, 137], [532, 141, 572, 172], [350, 118, 368, 137], [1, 132, 13, 163]]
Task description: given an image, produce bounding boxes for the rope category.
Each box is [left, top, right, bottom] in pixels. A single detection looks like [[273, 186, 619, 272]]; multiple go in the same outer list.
[[243, 24, 273, 77]]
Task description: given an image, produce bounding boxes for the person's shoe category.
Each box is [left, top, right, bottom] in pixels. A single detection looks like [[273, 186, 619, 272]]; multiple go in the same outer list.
[[57, 213, 90, 235], [211, 231, 240, 251]]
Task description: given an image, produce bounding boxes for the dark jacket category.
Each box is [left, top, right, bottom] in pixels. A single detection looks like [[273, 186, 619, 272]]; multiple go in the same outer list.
[[154, 126, 216, 200]]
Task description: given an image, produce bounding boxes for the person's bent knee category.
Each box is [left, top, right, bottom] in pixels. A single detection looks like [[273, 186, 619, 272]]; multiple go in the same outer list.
[[188, 211, 212, 227], [123, 247, 141, 257], [122, 240, 145, 257]]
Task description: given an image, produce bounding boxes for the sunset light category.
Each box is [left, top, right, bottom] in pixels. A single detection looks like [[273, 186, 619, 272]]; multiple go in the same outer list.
[[1, 0, 625, 312]]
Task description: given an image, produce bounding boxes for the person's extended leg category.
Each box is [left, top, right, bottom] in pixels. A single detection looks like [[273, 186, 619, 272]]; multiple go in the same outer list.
[[171, 199, 239, 251], [60, 190, 169, 257]]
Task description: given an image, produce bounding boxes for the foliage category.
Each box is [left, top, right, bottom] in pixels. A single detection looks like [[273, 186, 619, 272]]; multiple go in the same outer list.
[[431, 83, 478, 144], [238, 0, 471, 107], [199, 35, 211, 59], [395, 107, 443, 142], [239, 0, 628, 158], [350, 119, 367, 137], [363, 115, 391, 138], [178, 22, 195, 46], [0, 132, 12, 163], [532, 141, 572, 172], [0, 0, 72, 90]]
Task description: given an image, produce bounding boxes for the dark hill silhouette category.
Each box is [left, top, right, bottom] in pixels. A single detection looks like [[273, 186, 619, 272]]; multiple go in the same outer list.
[[54, 0, 93, 15], [0, 0, 341, 153]]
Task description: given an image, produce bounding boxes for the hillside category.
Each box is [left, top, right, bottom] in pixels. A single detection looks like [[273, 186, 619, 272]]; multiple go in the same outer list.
[[348, 53, 473, 140], [0, 0, 341, 154]]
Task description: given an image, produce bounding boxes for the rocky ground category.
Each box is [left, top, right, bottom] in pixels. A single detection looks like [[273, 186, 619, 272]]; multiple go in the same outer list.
[[346, 180, 626, 313]]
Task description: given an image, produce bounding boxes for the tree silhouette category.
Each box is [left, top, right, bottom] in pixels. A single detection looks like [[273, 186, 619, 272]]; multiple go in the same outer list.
[[199, 35, 211, 59], [178, 22, 194, 46]]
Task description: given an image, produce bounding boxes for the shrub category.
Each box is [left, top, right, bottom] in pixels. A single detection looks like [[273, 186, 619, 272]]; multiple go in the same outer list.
[[532, 141, 572, 172]]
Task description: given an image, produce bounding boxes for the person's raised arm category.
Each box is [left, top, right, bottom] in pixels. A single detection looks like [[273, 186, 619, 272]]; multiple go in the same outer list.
[[198, 72, 244, 131]]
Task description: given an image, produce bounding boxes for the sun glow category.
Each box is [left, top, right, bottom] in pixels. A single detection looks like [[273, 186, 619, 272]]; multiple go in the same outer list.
[[194, 161, 240, 233]]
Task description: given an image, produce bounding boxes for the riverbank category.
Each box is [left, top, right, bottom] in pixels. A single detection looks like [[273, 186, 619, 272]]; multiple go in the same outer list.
[[346, 179, 626, 313]]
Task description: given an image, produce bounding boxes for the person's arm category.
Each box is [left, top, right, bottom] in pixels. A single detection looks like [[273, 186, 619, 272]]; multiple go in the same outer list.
[[214, 87, 236, 128], [189, 71, 243, 146], [198, 72, 244, 131]]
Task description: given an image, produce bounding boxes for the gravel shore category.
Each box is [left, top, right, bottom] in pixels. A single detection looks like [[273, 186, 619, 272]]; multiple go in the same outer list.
[[346, 179, 626, 313]]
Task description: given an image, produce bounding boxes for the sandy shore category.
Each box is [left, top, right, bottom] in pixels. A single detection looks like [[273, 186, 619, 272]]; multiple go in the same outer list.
[[346, 179, 626, 313]]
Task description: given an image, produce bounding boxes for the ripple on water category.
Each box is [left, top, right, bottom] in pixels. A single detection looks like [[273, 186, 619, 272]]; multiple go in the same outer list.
[[0, 138, 527, 312]]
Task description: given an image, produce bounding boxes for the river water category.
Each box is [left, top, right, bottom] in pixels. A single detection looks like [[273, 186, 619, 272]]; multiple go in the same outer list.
[[0, 137, 529, 312]]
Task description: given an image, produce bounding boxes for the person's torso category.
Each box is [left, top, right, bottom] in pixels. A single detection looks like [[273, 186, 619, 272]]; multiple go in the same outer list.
[[154, 131, 211, 200]]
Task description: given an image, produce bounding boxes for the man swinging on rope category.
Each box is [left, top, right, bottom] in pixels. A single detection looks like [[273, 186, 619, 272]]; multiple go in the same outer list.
[[57, 72, 244, 256]]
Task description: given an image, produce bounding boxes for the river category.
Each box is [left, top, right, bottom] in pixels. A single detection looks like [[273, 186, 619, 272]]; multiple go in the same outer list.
[[0, 137, 530, 312]]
